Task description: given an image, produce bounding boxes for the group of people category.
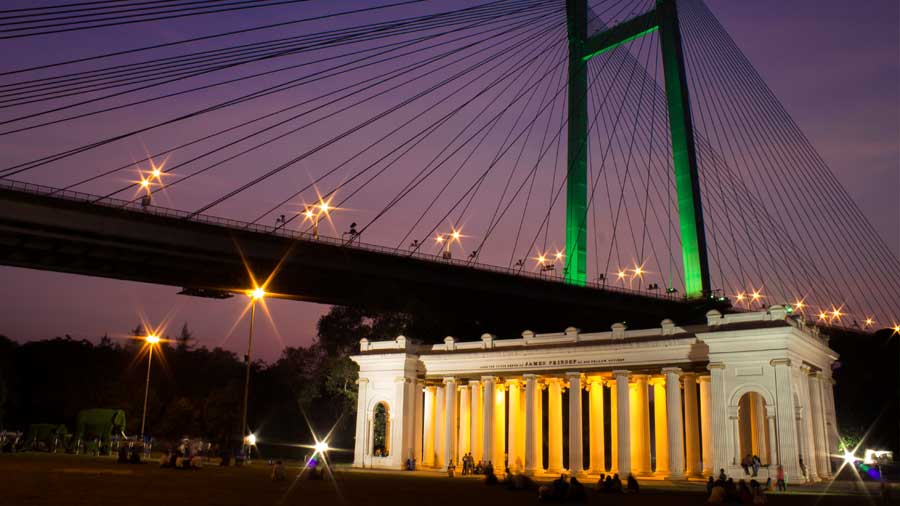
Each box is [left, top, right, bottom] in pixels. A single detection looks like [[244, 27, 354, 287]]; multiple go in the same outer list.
[[595, 473, 640, 494], [707, 469, 770, 504], [458, 453, 490, 476], [740, 454, 763, 477]]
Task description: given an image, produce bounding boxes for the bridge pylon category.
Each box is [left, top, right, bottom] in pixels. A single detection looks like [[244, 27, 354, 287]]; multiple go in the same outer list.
[[564, 0, 711, 299]]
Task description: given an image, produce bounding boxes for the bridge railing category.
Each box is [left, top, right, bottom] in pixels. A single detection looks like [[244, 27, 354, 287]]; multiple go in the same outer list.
[[0, 178, 682, 302]]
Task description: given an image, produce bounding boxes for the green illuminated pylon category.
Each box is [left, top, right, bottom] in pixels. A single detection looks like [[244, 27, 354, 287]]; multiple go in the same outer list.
[[565, 0, 711, 298], [565, 0, 589, 286]]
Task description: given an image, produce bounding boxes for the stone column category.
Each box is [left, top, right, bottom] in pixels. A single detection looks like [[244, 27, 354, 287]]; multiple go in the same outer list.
[[524, 374, 539, 475], [413, 380, 424, 465], [613, 370, 632, 476], [469, 380, 483, 462], [588, 378, 606, 474], [493, 382, 506, 471], [651, 377, 669, 476], [683, 373, 701, 476], [798, 365, 819, 481], [536, 381, 545, 472], [699, 375, 712, 475], [824, 378, 840, 456], [423, 385, 436, 467], [458, 383, 471, 461], [663, 367, 685, 478], [708, 363, 729, 474], [630, 374, 651, 475], [435, 386, 445, 467], [730, 410, 741, 466], [609, 380, 618, 474], [771, 359, 802, 482], [809, 373, 830, 477], [442, 378, 458, 470], [507, 379, 523, 472], [766, 405, 778, 467], [481, 377, 495, 468], [353, 378, 369, 467], [567, 372, 584, 474], [547, 378, 564, 474]]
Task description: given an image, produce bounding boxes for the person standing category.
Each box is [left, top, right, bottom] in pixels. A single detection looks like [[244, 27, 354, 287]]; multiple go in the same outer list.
[[775, 465, 786, 492]]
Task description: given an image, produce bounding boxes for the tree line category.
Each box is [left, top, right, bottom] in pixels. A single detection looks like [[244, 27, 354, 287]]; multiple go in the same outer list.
[[0, 306, 438, 459]]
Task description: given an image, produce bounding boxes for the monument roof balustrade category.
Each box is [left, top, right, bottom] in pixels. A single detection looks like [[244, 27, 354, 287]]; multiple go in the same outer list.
[[355, 307, 825, 356]]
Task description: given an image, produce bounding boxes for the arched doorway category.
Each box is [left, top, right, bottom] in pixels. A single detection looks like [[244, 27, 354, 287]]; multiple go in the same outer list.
[[372, 402, 390, 458], [737, 392, 771, 465]]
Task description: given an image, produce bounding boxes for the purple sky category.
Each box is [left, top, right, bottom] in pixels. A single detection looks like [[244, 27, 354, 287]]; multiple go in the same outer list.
[[0, 0, 897, 362]]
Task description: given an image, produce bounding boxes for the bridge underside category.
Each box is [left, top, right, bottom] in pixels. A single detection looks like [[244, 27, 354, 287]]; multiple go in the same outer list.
[[0, 187, 719, 337]]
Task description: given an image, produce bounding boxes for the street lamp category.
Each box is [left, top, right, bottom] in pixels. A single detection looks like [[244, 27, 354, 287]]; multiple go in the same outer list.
[[140, 334, 160, 438], [240, 287, 265, 458], [301, 197, 337, 240], [435, 228, 463, 260]]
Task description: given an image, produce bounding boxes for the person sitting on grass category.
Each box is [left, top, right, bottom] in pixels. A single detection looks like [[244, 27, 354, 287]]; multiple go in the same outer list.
[[551, 474, 569, 501], [596, 473, 606, 491], [602, 475, 614, 493], [626, 473, 639, 494], [271, 460, 286, 481], [568, 476, 586, 502], [611, 473, 623, 493], [750, 479, 767, 504], [484, 461, 497, 485]]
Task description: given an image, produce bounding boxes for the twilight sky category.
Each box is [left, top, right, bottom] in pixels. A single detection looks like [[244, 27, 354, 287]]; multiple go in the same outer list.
[[0, 0, 897, 362]]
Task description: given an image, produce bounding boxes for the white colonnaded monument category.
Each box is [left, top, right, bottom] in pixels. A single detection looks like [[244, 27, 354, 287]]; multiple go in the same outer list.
[[350, 306, 839, 484]]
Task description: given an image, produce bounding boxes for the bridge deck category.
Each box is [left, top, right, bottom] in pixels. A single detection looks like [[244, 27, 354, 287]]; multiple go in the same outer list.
[[0, 179, 718, 336]]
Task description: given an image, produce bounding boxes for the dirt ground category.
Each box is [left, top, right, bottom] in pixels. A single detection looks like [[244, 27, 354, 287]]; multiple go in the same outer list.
[[0, 453, 887, 506]]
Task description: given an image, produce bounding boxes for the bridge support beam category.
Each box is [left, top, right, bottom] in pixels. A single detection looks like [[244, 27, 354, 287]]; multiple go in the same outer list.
[[565, 0, 589, 286]]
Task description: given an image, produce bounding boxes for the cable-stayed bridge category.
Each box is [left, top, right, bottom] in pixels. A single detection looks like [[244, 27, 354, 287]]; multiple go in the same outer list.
[[0, 0, 897, 333]]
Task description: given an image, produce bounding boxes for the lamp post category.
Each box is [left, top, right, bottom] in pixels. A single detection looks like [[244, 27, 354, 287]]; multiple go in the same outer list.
[[140, 334, 160, 438], [240, 287, 265, 457], [436, 229, 462, 260]]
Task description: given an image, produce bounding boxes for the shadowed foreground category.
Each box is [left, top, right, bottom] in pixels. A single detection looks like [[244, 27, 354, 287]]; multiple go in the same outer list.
[[0, 454, 883, 506]]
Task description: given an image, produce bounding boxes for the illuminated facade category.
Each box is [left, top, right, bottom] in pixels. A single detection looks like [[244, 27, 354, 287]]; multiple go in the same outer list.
[[350, 307, 839, 484]]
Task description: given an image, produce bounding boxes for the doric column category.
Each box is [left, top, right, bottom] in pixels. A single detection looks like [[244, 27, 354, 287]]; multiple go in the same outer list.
[[771, 359, 802, 482], [730, 409, 741, 466], [423, 385, 436, 466], [810, 372, 830, 476], [536, 381, 545, 472], [481, 377, 495, 468], [766, 405, 778, 467], [435, 385, 445, 467], [588, 377, 605, 474], [683, 373, 701, 476], [708, 363, 729, 474], [630, 374, 651, 475], [699, 375, 712, 475], [547, 378, 564, 474], [458, 383, 471, 460], [613, 370, 631, 476], [609, 380, 618, 474], [469, 380, 483, 462], [567, 372, 584, 474], [651, 377, 668, 476], [663, 367, 685, 478], [413, 380, 424, 464], [353, 377, 370, 467], [493, 382, 506, 471], [824, 377, 840, 456], [798, 365, 819, 481], [507, 379, 524, 472], [524, 374, 539, 475], [442, 378, 458, 470]]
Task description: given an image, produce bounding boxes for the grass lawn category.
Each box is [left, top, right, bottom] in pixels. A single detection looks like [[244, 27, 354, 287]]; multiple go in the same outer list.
[[0, 453, 885, 506]]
